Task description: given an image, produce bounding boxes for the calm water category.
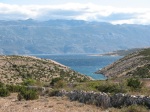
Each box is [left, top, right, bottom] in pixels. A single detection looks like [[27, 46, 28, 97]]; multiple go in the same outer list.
[[33, 54, 121, 80]]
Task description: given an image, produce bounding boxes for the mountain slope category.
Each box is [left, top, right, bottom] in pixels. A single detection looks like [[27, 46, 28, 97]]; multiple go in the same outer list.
[[0, 20, 150, 54], [96, 48, 150, 78], [0, 55, 91, 84]]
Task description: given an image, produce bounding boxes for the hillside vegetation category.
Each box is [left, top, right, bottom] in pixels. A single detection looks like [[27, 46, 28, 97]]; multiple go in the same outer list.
[[1, 55, 150, 111], [96, 48, 150, 78], [0, 55, 91, 85]]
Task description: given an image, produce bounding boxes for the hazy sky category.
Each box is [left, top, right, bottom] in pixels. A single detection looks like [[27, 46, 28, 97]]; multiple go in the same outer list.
[[0, 0, 150, 24]]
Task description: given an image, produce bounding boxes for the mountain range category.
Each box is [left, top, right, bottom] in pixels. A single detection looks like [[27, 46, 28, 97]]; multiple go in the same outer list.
[[0, 19, 150, 55]]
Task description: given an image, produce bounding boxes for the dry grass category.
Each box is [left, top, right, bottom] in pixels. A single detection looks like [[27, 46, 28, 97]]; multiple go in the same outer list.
[[0, 93, 103, 112]]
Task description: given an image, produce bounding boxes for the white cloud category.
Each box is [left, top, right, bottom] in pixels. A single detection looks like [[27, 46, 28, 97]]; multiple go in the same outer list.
[[0, 2, 150, 24]]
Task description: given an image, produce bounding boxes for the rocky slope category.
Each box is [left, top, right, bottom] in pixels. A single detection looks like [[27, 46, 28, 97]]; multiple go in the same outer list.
[[0, 20, 150, 54], [0, 55, 91, 84], [96, 48, 150, 78]]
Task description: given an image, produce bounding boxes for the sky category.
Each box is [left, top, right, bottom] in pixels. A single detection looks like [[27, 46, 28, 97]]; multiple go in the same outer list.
[[0, 0, 150, 24]]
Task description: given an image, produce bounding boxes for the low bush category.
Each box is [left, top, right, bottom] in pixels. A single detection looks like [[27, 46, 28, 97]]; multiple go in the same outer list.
[[0, 88, 10, 97], [0, 82, 4, 88], [127, 78, 142, 89], [18, 88, 39, 100], [96, 82, 126, 94], [50, 77, 66, 88], [22, 78, 37, 86], [6, 85, 24, 92]]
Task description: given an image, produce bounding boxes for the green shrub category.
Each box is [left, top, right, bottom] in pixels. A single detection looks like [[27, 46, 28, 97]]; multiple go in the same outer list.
[[6, 85, 24, 92], [0, 82, 4, 88], [22, 78, 36, 86], [127, 78, 142, 89], [50, 77, 66, 88], [84, 81, 102, 91], [96, 82, 126, 94], [0, 88, 10, 97], [19, 89, 39, 100]]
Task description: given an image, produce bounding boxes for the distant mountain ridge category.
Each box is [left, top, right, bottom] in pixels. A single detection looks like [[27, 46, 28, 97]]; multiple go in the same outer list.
[[0, 19, 150, 54]]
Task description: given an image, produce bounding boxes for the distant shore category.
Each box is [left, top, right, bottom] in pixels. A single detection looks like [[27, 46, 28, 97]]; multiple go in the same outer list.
[[88, 54, 119, 57]]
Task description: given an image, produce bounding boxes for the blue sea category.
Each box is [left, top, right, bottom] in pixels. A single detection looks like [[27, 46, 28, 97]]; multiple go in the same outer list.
[[33, 54, 121, 80]]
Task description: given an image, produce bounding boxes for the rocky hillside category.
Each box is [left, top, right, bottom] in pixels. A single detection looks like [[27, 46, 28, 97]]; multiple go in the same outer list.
[[0, 20, 150, 54], [0, 55, 91, 84], [96, 48, 150, 78]]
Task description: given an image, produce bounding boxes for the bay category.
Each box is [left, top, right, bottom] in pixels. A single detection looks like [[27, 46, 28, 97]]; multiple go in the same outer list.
[[33, 54, 121, 80]]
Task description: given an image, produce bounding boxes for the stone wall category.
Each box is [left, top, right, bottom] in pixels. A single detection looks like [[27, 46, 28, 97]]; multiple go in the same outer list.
[[55, 90, 150, 108]]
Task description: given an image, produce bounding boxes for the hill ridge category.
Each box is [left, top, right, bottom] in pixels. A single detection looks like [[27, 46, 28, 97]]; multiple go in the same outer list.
[[0, 55, 91, 84], [96, 48, 150, 78]]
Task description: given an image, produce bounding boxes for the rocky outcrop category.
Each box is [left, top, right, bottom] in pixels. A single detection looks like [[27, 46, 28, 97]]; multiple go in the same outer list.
[[55, 90, 150, 109]]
